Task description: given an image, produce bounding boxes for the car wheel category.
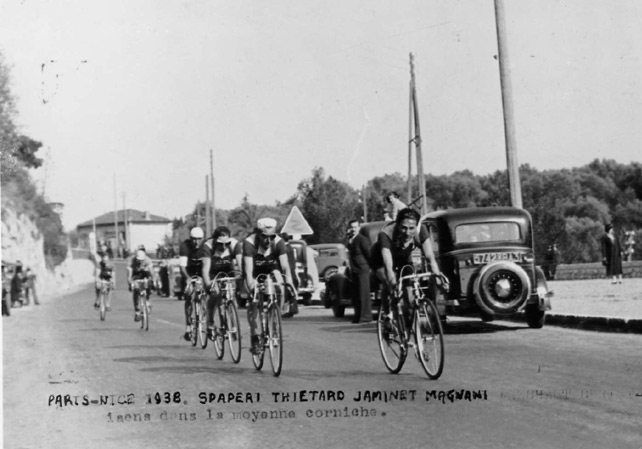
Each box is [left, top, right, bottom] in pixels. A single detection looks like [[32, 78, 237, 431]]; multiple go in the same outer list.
[[302, 293, 312, 306], [326, 284, 345, 318], [474, 261, 531, 316]]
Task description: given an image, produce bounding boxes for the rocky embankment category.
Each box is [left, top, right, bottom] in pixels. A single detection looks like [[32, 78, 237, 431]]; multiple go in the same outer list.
[[2, 206, 94, 302]]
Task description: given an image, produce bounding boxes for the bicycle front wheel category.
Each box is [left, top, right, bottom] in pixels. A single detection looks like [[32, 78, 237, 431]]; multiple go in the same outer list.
[[190, 299, 198, 347], [377, 304, 406, 374], [99, 291, 106, 321], [225, 301, 241, 363], [140, 296, 149, 331], [211, 302, 225, 360], [198, 299, 208, 349], [414, 300, 445, 379], [267, 305, 283, 376]]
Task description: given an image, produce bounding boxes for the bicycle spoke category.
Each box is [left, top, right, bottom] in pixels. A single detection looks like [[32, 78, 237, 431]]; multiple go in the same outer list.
[[212, 303, 224, 360]]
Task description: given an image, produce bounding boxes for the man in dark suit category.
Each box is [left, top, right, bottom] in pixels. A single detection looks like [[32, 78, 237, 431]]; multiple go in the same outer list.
[[347, 219, 373, 323]]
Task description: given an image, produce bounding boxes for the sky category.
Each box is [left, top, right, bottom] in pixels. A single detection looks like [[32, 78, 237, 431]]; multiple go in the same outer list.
[[1, 0, 641, 230]]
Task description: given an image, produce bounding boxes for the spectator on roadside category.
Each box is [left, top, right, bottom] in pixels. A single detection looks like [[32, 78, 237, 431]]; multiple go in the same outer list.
[[544, 244, 562, 280], [23, 267, 39, 306], [11, 261, 24, 308], [384, 192, 407, 222], [601, 224, 624, 284], [2, 264, 10, 316], [347, 219, 373, 323]]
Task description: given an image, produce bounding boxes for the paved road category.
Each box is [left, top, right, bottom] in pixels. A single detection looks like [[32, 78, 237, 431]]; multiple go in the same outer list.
[[3, 269, 642, 449]]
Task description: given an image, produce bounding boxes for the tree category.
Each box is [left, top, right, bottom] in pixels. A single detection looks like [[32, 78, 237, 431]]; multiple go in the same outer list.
[[298, 167, 361, 244]]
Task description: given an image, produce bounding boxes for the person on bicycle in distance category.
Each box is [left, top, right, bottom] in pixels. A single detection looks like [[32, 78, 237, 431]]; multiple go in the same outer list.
[[127, 248, 154, 322], [200, 226, 242, 339], [94, 252, 115, 311], [372, 207, 444, 317], [243, 217, 294, 355], [179, 227, 205, 340]]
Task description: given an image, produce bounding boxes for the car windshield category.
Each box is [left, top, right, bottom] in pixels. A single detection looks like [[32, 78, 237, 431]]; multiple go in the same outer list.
[[455, 222, 521, 243]]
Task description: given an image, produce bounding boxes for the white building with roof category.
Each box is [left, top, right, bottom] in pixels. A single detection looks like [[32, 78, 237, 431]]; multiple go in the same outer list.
[[76, 209, 172, 255]]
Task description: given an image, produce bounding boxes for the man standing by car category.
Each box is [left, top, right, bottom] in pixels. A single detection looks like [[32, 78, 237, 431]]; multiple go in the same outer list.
[[347, 219, 372, 323]]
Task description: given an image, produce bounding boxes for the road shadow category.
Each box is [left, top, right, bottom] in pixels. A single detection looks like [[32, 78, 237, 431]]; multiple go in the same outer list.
[[442, 320, 526, 335]]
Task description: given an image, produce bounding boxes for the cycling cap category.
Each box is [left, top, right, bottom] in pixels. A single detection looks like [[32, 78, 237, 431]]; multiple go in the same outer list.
[[257, 218, 277, 236], [135, 249, 146, 261], [190, 227, 204, 239]]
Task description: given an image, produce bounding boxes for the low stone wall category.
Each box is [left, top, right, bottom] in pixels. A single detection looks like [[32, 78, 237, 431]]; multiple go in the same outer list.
[[553, 261, 642, 280]]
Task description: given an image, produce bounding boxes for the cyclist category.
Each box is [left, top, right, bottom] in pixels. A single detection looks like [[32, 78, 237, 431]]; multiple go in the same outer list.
[[94, 252, 115, 311], [127, 248, 154, 322], [243, 217, 294, 355], [179, 227, 205, 340], [372, 207, 445, 319], [200, 226, 242, 339]]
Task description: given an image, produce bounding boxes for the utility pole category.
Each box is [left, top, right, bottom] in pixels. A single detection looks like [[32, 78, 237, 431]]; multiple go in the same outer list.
[[113, 174, 119, 255], [494, 0, 523, 208], [362, 184, 368, 223], [122, 192, 128, 257], [407, 84, 413, 204], [205, 175, 212, 237], [409, 53, 428, 215], [210, 150, 216, 228]]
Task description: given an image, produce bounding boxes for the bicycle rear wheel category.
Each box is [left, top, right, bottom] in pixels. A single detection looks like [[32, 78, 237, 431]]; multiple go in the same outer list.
[[414, 300, 445, 379], [211, 302, 225, 359], [225, 300, 241, 363], [267, 305, 283, 376], [377, 304, 406, 374], [198, 298, 208, 349]]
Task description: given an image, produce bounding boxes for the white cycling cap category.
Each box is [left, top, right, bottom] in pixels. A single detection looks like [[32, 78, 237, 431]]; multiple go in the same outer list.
[[190, 227, 204, 239], [135, 249, 146, 261], [257, 217, 277, 235]]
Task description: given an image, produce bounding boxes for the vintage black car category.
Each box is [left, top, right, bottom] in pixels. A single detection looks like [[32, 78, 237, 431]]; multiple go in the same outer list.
[[325, 207, 552, 328]]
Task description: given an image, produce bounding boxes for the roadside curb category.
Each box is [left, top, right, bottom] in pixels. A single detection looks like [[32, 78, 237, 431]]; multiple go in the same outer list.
[[511, 313, 642, 334]]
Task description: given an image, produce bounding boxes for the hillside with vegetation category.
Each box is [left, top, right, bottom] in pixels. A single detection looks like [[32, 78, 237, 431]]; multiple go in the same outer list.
[[1, 52, 68, 268]]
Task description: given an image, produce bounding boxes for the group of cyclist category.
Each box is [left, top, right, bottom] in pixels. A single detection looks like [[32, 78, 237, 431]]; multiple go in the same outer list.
[[176, 218, 294, 355], [96, 206, 445, 359]]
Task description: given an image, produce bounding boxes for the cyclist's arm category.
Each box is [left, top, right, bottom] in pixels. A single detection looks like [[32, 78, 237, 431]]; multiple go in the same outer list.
[[421, 239, 440, 275], [243, 256, 255, 292], [278, 253, 293, 288], [127, 266, 133, 284], [178, 256, 189, 279], [381, 247, 397, 291], [201, 256, 212, 287]]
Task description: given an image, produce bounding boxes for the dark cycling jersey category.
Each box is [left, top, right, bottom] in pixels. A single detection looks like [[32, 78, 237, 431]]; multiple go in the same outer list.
[[200, 237, 242, 277], [130, 256, 153, 279], [371, 222, 429, 271], [179, 238, 203, 277], [242, 233, 287, 277], [98, 260, 114, 280]]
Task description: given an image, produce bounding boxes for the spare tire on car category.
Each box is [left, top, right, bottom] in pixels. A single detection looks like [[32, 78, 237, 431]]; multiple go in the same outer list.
[[473, 261, 531, 317]]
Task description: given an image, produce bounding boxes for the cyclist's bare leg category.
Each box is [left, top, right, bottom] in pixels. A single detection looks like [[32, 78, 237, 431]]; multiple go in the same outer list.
[[375, 267, 391, 314]]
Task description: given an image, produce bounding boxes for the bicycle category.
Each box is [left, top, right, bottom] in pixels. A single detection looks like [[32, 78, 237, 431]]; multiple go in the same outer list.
[[97, 279, 113, 321], [133, 279, 150, 331], [210, 273, 242, 363], [250, 273, 284, 376], [186, 276, 208, 348], [377, 266, 446, 379]]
